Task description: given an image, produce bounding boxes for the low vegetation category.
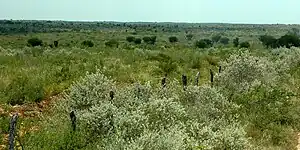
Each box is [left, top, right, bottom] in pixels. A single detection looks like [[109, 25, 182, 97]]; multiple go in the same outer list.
[[1, 20, 300, 150]]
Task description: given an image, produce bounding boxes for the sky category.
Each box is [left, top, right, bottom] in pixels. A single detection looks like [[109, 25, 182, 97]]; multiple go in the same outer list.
[[0, 0, 299, 24]]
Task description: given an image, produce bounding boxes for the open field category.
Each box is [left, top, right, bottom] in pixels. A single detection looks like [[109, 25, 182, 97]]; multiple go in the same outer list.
[[1, 20, 300, 149]]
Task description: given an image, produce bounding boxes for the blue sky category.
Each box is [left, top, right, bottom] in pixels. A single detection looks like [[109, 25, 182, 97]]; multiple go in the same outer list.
[[0, 0, 299, 24]]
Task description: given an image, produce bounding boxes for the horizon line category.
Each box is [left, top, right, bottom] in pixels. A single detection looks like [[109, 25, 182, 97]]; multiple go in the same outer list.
[[1, 18, 299, 25]]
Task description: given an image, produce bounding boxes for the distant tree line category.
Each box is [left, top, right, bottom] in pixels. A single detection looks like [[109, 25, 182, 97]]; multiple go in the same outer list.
[[259, 34, 300, 48]]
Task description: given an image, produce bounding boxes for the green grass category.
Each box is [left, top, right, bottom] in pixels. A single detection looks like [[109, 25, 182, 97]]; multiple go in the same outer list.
[[1, 22, 300, 149]]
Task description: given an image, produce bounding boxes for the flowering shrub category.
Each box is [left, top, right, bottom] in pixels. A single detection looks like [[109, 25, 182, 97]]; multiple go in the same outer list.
[[215, 51, 279, 95], [183, 85, 239, 121], [66, 70, 115, 110], [65, 71, 251, 149]]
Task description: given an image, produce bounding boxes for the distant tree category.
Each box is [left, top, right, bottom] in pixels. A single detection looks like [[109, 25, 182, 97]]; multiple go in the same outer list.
[[126, 36, 135, 43], [220, 37, 230, 45], [105, 39, 119, 47], [168, 36, 178, 43], [277, 34, 300, 48], [54, 41, 59, 47], [186, 34, 193, 41], [195, 39, 212, 48], [233, 37, 239, 47], [259, 35, 278, 48], [82, 40, 94, 47], [27, 38, 43, 47], [134, 38, 142, 44], [212, 34, 222, 43], [239, 41, 250, 48]]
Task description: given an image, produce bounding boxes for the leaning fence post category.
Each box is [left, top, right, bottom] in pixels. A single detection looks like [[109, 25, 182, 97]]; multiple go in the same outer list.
[[195, 72, 200, 86], [9, 113, 18, 150], [70, 111, 76, 132], [210, 69, 214, 86], [182, 75, 187, 90], [162, 76, 166, 88]]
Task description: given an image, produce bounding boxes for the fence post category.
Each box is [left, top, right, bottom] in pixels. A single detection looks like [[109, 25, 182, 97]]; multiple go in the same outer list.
[[162, 77, 166, 88], [219, 66, 222, 73], [70, 111, 76, 132], [195, 72, 200, 86], [210, 69, 214, 86], [9, 113, 18, 150], [109, 91, 114, 100], [182, 75, 187, 90]]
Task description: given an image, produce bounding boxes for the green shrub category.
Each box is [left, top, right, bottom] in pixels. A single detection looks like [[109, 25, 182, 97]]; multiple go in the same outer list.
[[220, 37, 230, 45], [169, 36, 178, 43], [278, 34, 300, 48], [240, 41, 250, 48], [186, 34, 193, 41], [233, 37, 239, 47], [259, 35, 278, 48], [105, 39, 119, 47], [67, 71, 115, 110], [215, 51, 278, 95], [215, 51, 300, 147], [27, 38, 43, 47], [195, 39, 212, 48], [5, 75, 44, 105], [126, 36, 135, 43], [81, 40, 94, 47], [54, 41, 59, 47], [134, 38, 142, 44], [143, 36, 156, 44]]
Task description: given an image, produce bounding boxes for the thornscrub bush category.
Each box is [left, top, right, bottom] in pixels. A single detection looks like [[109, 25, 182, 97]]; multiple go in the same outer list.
[[142, 97, 187, 130], [169, 36, 178, 43], [133, 38, 142, 44], [105, 39, 119, 47], [81, 40, 94, 47], [64, 71, 251, 149], [215, 51, 279, 95], [259, 35, 278, 48], [126, 36, 135, 43], [5, 75, 44, 105], [186, 34, 193, 41], [220, 37, 230, 45], [54, 40, 59, 47], [233, 37, 239, 47], [195, 39, 212, 48], [182, 85, 239, 120], [27, 38, 43, 47], [143, 36, 156, 44], [66, 70, 115, 110], [239, 41, 250, 48]]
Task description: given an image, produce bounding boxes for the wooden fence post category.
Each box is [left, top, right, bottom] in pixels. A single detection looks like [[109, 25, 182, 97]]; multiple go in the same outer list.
[[162, 77, 166, 88], [70, 111, 76, 132], [195, 72, 200, 86], [9, 113, 18, 150], [219, 66, 222, 73], [182, 75, 187, 90], [210, 69, 214, 86], [109, 91, 114, 100]]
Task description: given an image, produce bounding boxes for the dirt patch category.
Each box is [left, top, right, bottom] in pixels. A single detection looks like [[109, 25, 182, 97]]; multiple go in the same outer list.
[[0, 95, 61, 149]]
